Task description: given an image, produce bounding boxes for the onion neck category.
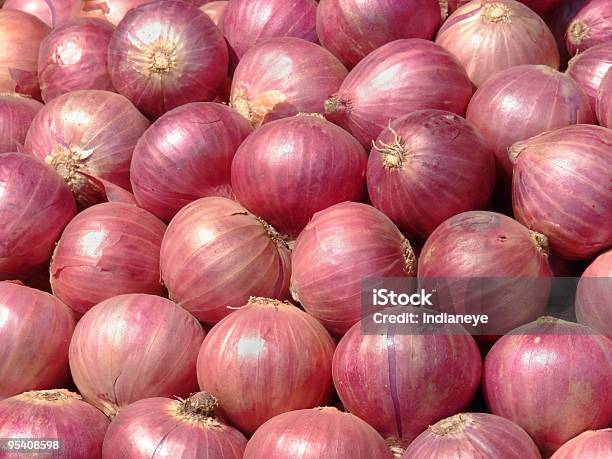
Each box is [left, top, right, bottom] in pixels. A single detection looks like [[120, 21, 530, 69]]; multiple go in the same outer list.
[[373, 124, 407, 169], [385, 438, 408, 458], [247, 297, 293, 310], [0, 91, 32, 99], [148, 45, 177, 75], [324, 95, 350, 118], [177, 392, 223, 427], [257, 217, 289, 250], [401, 238, 417, 276], [21, 389, 81, 404], [45, 145, 86, 191], [568, 20, 589, 47], [439, 0, 449, 20], [430, 413, 473, 435], [529, 231, 549, 256], [481, 3, 512, 23]]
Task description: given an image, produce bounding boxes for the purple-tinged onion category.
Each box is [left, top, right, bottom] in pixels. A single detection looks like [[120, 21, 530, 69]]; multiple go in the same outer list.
[[597, 68, 612, 127], [575, 250, 611, 336], [566, 0, 612, 55], [0, 92, 42, 153], [551, 429, 612, 458], [566, 42, 612, 111], [3, 0, 80, 27]]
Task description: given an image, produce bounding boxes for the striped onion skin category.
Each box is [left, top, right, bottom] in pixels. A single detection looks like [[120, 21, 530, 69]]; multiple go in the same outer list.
[[597, 68, 612, 127], [0, 93, 42, 153], [575, 250, 612, 336], [565, 0, 612, 56], [551, 429, 612, 458], [566, 42, 612, 112]]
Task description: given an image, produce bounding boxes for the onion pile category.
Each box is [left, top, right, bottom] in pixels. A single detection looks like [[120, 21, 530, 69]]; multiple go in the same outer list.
[[324, 39, 472, 148], [545, 0, 589, 66], [551, 429, 612, 458], [0, 92, 42, 153], [69, 294, 205, 417], [2, 0, 80, 27], [80, 0, 153, 25], [201, 1, 228, 25], [597, 68, 612, 127], [575, 250, 611, 336], [566, 42, 612, 111], [565, 0, 612, 55], [231, 114, 368, 238], [197, 297, 336, 434]]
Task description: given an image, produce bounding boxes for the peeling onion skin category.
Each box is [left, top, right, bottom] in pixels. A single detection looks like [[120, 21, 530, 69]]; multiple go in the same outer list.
[[0, 282, 76, 400], [367, 110, 496, 239], [244, 407, 393, 459], [324, 39, 472, 149], [291, 202, 416, 336], [551, 429, 612, 458], [332, 308, 482, 442], [160, 197, 292, 324], [0, 390, 109, 459], [511, 124, 612, 260], [2, 0, 81, 28], [108, 0, 228, 120], [565, 0, 612, 56], [69, 294, 205, 418], [597, 68, 612, 127], [436, 0, 559, 88], [402, 413, 541, 459], [566, 42, 612, 112], [0, 153, 77, 280], [80, 0, 158, 25], [0, 93, 42, 153], [231, 114, 368, 239], [131, 102, 253, 223], [575, 250, 612, 336], [197, 298, 336, 435], [201, 0, 228, 25], [483, 317, 612, 456], [316, 0, 440, 69]]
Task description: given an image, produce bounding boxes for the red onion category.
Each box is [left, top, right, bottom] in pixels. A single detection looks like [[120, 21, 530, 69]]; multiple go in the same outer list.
[[2, 0, 80, 27], [316, 0, 440, 69], [566, 42, 612, 111], [0, 153, 76, 279], [333, 308, 482, 442], [483, 317, 612, 456], [511, 124, 612, 260], [160, 197, 292, 324], [0, 282, 75, 400], [0, 92, 42, 153], [244, 407, 392, 458], [102, 393, 247, 458], [324, 39, 472, 148], [38, 18, 115, 103], [291, 202, 416, 336], [24, 89, 150, 208], [403, 413, 541, 459], [197, 297, 336, 434], [0, 10, 49, 99], [445, 0, 561, 17], [545, 0, 588, 67], [566, 0, 612, 55], [575, 250, 611, 336], [551, 429, 612, 458], [231, 114, 368, 238], [230, 37, 347, 127], [0, 390, 109, 458], [436, 0, 559, 87], [108, 0, 228, 119], [201, 0, 227, 25], [131, 103, 252, 222], [69, 294, 205, 417], [597, 68, 612, 127], [367, 110, 495, 239], [80, 0, 154, 25]]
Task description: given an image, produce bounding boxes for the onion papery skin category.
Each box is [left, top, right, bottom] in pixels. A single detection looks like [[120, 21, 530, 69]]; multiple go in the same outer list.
[[483, 317, 612, 456], [324, 39, 472, 149], [0, 153, 76, 279], [38, 18, 115, 103], [291, 202, 416, 336], [566, 0, 612, 55], [197, 298, 336, 434], [575, 250, 611, 336], [244, 407, 392, 458], [0, 10, 49, 99], [201, 0, 227, 25], [367, 110, 495, 239], [24, 89, 150, 208], [551, 429, 612, 458], [446, 0, 561, 17], [0, 282, 75, 400], [436, 0, 559, 88], [403, 413, 541, 459], [0, 390, 109, 459], [566, 42, 612, 111], [231, 114, 367, 239], [3, 0, 80, 27], [102, 393, 247, 458], [597, 68, 612, 127], [230, 37, 347, 128], [50, 202, 166, 314], [511, 124, 612, 260], [79, 0, 157, 25], [0, 92, 42, 153], [160, 197, 292, 324], [316, 0, 440, 69], [332, 308, 482, 442], [108, 1, 228, 120], [69, 294, 205, 417]]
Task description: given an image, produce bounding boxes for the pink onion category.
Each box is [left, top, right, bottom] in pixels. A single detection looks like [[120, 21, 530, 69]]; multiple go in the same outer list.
[[291, 202, 416, 336], [197, 297, 336, 434], [545, 0, 588, 67], [333, 308, 482, 442], [444, 0, 561, 17], [69, 294, 205, 417], [0, 390, 109, 458], [0, 281, 75, 400], [0, 153, 76, 279], [230, 37, 347, 127], [130, 102, 252, 222], [566, 0, 612, 55], [38, 18, 115, 103], [566, 42, 612, 111], [201, 0, 227, 25], [2, 0, 80, 27], [483, 317, 612, 456], [575, 250, 611, 336], [316, 0, 440, 69], [108, 0, 228, 119], [244, 407, 392, 458], [0, 10, 49, 99], [231, 114, 367, 238], [551, 429, 612, 458], [436, 0, 559, 87], [79, 0, 155, 25], [367, 110, 495, 239], [324, 39, 472, 148], [102, 393, 247, 458], [511, 124, 612, 260], [403, 413, 541, 459], [24, 89, 150, 208], [0, 92, 42, 153], [597, 68, 612, 127], [160, 197, 292, 324]]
